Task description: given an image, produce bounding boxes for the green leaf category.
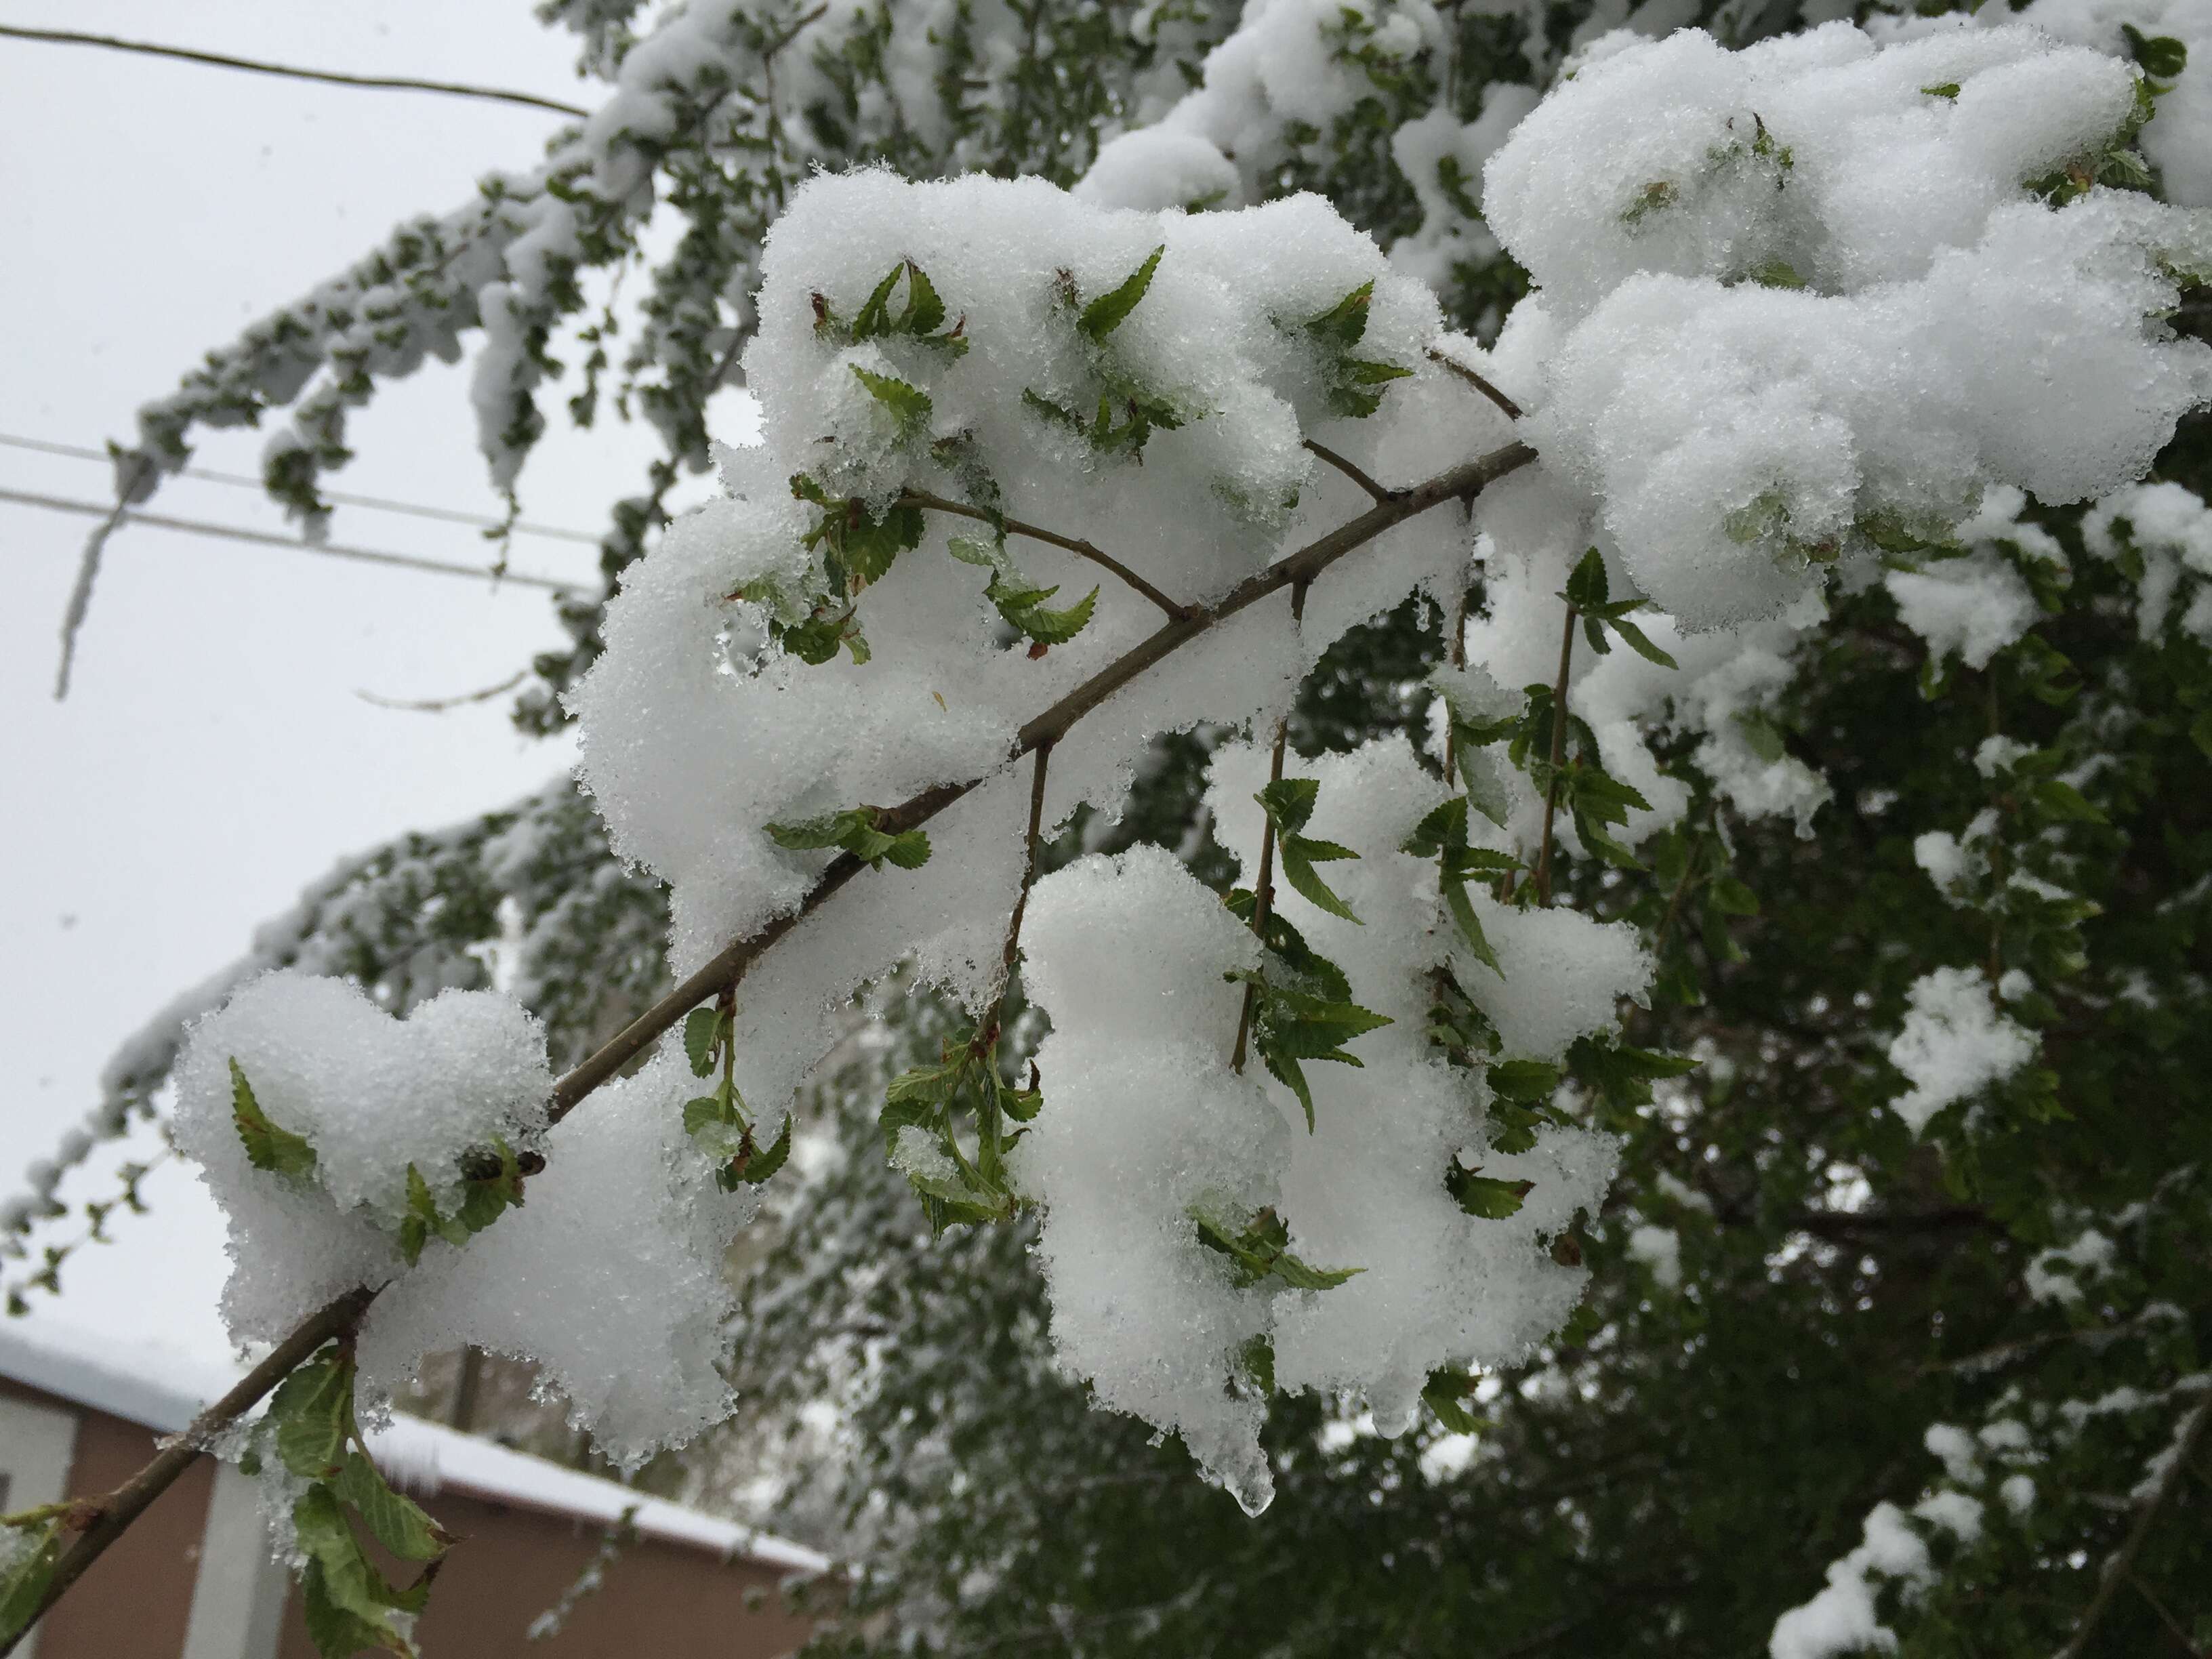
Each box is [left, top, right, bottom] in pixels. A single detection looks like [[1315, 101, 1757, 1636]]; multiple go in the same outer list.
[[1446, 1162, 1534, 1219], [1079, 245, 1164, 340], [1734, 708, 1789, 764], [1402, 796, 1469, 859], [1304, 280, 1374, 348], [733, 1114, 794, 1185], [1557, 1300, 1603, 1348], [1564, 546, 1608, 613], [851, 263, 905, 339], [269, 1353, 356, 1481], [1488, 1059, 1560, 1102], [1256, 777, 1319, 838], [2033, 779, 2106, 825], [1421, 1366, 1486, 1435], [1193, 1206, 1362, 1290], [2123, 24, 2186, 79], [1237, 1334, 1275, 1395], [1710, 876, 1760, 917], [230, 1059, 317, 1181], [900, 259, 947, 336], [0, 1523, 62, 1645], [335, 1451, 450, 1563], [295, 1486, 420, 1654], [302, 1561, 405, 1659], [1270, 1250, 1365, 1291], [1746, 259, 1805, 289], [2190, 710, 2212, 760], [683, 1005, 722, 1078], [882, 830, 933, 869], [987, 571, 1098, 645], [1920, 80, 1960, 99], [1279, 838, 1361, 924], [1444, 882, 1503, 977], [1606, 614, 1679, 670], [852, 365, 933, 440]]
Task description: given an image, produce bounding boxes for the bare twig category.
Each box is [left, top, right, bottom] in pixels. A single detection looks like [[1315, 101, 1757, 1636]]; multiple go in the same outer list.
[[1303, 439, 1394, 505], [1426, 346, 1523, 422], [2054, 1391, 2212, 1659], [1532, 598, 1576, 904], [356, 671, 529, 714], [897, 489, 1189, 620], [991, 739, 1056, 1007], [0, 24, 590, 117], [0, 1288, 375, 1654]]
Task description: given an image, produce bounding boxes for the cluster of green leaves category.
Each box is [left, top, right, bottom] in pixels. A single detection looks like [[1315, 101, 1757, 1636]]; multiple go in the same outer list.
[[1298, 279, 1414, 418], [232, 1059, 539, 1268], [397, 1142, 532, 1267], [2029, 68, 2164, 201], [680, 1000, 791, 1192], [781, 474, 930, 664], [244, 1346, 453, 1657], [1221, 829, 1393, 1132], [880, 1025, 1038, 1233], [1024, 245, 1188, 459], [766, 804, 933, 870], [813, 258, 970, 358], [1404, 794, 1521, 975]]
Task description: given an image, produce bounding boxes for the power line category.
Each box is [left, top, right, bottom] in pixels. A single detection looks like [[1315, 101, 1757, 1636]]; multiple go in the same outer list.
[[3, 486, 580, 594], [0, 24, 592, 118], [0, 433, 602, 546]]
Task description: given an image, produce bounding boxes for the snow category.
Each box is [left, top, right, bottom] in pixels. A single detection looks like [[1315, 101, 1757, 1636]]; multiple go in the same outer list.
[[1884, 966, 2037, 1135], [169, 971, 552, 1345], [1483, 24, 2209, 631], [1628, 1224, 1683, 1289]]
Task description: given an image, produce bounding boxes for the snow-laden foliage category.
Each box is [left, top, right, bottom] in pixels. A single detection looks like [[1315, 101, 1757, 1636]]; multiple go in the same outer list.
[[11, 1, 2212, 1655]]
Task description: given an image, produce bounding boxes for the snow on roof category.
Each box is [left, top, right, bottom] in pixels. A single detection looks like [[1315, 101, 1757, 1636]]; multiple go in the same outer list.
[[0, 1313, 830, 1576]]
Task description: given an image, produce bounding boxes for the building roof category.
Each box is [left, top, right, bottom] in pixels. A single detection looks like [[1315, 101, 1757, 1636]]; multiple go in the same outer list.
[[0, 1314, 830, 1576]]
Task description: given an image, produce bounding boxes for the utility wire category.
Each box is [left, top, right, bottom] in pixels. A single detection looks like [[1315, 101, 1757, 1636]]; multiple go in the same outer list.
[[0, 24, 592, 118], [3, 486, 579, 594], [0, 433, 602, 546]]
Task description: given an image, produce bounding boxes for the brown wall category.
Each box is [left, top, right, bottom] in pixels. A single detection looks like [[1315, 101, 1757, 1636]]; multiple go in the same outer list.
[[11, 1392, 217, 1659], [273, 1486, 818, 1659]]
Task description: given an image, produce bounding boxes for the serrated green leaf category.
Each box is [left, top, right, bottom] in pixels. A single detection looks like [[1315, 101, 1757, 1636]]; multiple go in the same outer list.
[[1446, 1162, 1534, 1219], [1279, 839, 1361, 924], [734, 1114, 793, 1185], [901, 259, 946, 336], [851, 263, 905, 340], [231, 1059, 317, 1181], [882, 830, 933, 869], [0, 1522, 62, 1645], [1564, 546, 1608, 613], [1607, 614, 1679, 669], [1079, 245, 1163, 340], [335, 1450, 449, 1563], [1304, 279, 1374, 348], [1920, 80, 1960, 99], [852, 365, 933, 439], [1403, 796, 1469, 859], [766, 810, 857, 851], [270, 1353, 356, 1481], [683, 1005, 722, 1078], [1256, 776, 1319, 838], [1421, 1366, 1486, 1435], [1488, 1059, 1560, 1102]]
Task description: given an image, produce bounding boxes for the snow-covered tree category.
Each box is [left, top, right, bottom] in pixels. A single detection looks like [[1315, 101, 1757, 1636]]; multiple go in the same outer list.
[[7, 2, 2211, 1655]]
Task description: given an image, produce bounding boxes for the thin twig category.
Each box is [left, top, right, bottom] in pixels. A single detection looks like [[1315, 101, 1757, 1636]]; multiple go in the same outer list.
[[898, 489, 1189, 620], [991, 740, 1056, 1007], [1532, 599, 1576, 905], [0, 1288, 375, 1655], [356, 671, 528, 714], [14, 441, 1538, 1643], [2123, 1565, 2197, 1655], [1231, 610, 1300, 1076], [1426, 346, 1523, 422], [0, 24, 592, 117], [2054, 1391, 2212, 1659], [1303, 439, 1394, 505]]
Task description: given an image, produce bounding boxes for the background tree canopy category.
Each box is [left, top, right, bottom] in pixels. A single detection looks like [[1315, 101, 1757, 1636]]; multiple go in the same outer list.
[[6, 2, 2210, 1656]]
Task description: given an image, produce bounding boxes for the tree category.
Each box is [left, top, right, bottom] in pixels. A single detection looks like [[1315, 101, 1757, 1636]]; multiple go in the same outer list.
[[7, 3, 2212, 1656]]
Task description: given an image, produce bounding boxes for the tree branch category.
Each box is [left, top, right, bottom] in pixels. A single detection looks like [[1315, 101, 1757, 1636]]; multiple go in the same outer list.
[[2054, 1391, 2212, 1659], [1231, 581, 1305, 1074], [11, 439, 1536, 1646], [555, 440, 1535, 1117], [898, 488, 1190, 620]]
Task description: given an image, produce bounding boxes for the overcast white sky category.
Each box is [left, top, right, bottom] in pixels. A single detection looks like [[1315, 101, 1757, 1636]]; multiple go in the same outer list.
[[1, 1, 725, 1361]]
